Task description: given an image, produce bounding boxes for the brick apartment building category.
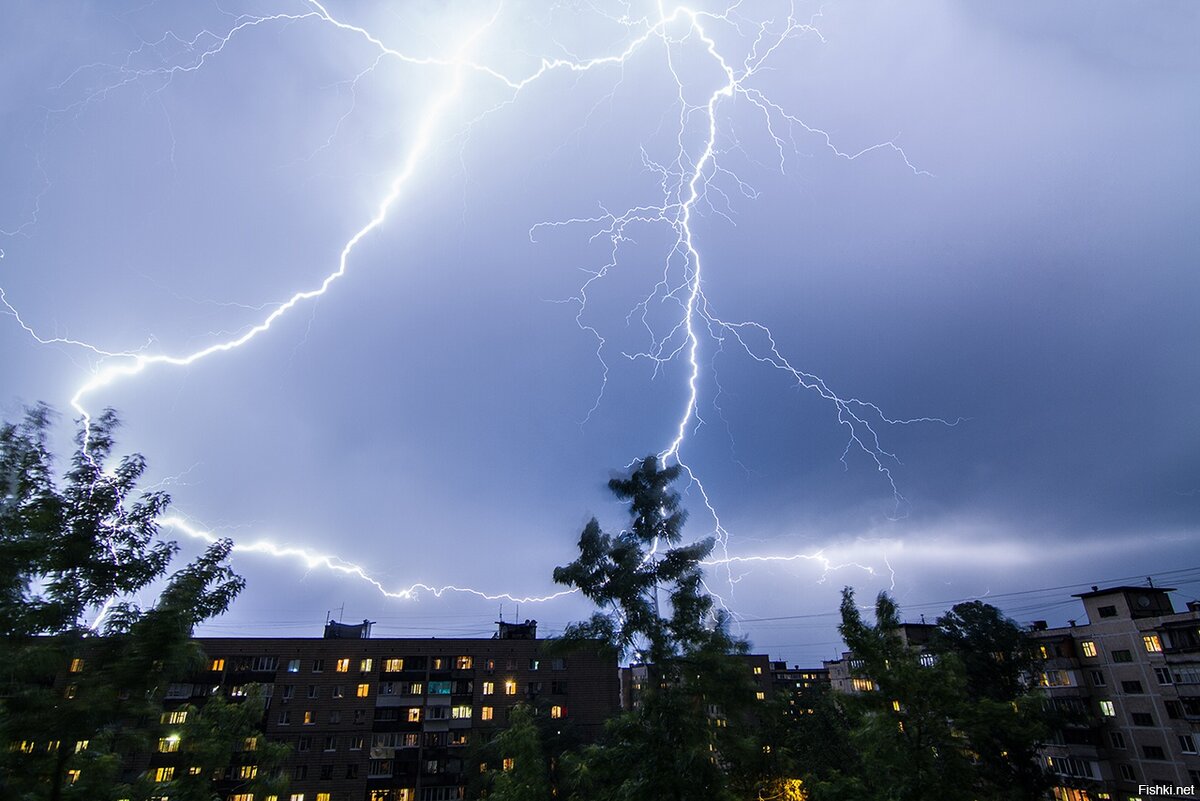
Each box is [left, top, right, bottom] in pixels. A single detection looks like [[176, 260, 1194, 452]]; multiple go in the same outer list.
[[153, 619, 618, 801]]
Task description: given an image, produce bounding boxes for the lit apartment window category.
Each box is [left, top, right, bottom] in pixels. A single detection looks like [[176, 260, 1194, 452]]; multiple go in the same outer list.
[[753, 666, 763, 675], [357, 684, 370, 698], [550, 705, 565, 719], [66, 769, 81, 784], [482, 681, 495, 695], [317, 794, 331, 801], [154, 766, 175, 782], [432, 657, 446, 670], [210, 658, 225, 671], [451, 705, 472, 719], [385, 658, 404, 671], [360, 658, 373, 672], [290, 795, 306, 801], [481, 706, 494, 721], [1080, 641, 1097, 658], [529, 659, 540, 671], [190, 766, 204, 775], [407, 708, 422, 723], [287, 659, 300, 673], [45, 740, 60, 752], [502, 758, 514, 772], [1143, 634, 1163, 653], [74, 741, 89, 753], [504, 680, 517, 696], [69, 658, 84, 673], [243, 737, 258, 751], [336, 658, 350, 672], [158, 737, 180, 753], [892, 700, 901, 712], [238, 765, 258, 779], [161, 710, 188, 724], [229, 795, 254, 801], [456, 656, 473, 670], [755, 692, 766, 700], [851, 678, 875, 692], [64, 685, 77, 699], [303, 710, 315, 725], [1099, 700, 1115, 717]]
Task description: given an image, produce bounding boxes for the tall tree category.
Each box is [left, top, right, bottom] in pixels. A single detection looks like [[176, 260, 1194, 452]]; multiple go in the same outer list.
[[554, 456, 753, 801], [0, 406, 249, 801], [930, 601, 1053, 800]]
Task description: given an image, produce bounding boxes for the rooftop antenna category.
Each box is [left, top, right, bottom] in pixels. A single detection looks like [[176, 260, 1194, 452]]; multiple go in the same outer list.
[[337, 602, 346, 621], [1147, 576, 1154, 588]]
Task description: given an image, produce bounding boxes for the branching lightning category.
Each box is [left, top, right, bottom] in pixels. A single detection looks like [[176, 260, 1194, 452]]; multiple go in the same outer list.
[[2, 0, 957, 617]]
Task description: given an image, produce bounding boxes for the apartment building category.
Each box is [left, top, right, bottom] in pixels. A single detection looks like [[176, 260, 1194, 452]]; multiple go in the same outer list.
[[1029, 585, 1200, 801], [824, 622, 935, 694], [152, 619, 618, 801]]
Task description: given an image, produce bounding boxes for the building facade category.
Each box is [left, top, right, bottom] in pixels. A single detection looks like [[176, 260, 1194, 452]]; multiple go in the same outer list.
[[1029, 586, 1200, 801], [153, 620, 618, 801]]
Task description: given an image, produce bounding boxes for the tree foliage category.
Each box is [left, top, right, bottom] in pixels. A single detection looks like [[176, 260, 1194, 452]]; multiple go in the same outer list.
[[0, 406, 252, 801]]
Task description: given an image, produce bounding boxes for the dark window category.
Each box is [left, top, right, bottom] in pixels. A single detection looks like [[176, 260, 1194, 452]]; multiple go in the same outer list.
[[312, 659, 324, 673], [1109, 732, 1126, 749], [1112, 649, 1132, 663], [1118, 764, 1135, 781], [551, 681, 568, 694], [350, 735, 364, 750], [1141, 745, 1165, 760], [292, 765, 307, 780], [346, 764, 359, 779], [1090, 671, 1106, 686], [1165, 700, 1183, 719], [551, 657, 567, 671], [1154, 667, 1173, 684], [320, 764, 334, 780], [1097, 605, 1118, 618], [298, 736, 311, 752], [324, 736, 336, 751], [1131, 712, 1154, 726], [1121, 680, 1143, 694]]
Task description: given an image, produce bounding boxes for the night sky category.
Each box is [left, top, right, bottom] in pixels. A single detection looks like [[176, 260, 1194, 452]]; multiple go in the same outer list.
[[3, 1, 1199, 666]]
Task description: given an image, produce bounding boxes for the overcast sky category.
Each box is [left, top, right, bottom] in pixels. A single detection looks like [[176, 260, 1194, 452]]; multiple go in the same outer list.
[[2, 0, 1199, 665]]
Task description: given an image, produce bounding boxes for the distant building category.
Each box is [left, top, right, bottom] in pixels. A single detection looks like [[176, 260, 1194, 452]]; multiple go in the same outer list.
[[152, 619, 618, 801], [1028, 585, 1200, 801], [768, 662, 830, 716], [824, 622, 935, 694], [619, 653, 777, 712]]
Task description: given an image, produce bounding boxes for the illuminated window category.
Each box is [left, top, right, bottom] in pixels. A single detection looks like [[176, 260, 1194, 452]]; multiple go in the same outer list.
[[243, 737, 258, 751], [406, 682, 424, 695], [75, 741, 89, 753], [755, 691, 765, 700], [851, 678, 875, 692], [360, 658, 373, 672], [336, 658, 350, 673], [64, 685, 77, 699], [303, 710, 315, 725], [504, 680, 517, 696], [161, 710, 188, 724], [69, 658, 84, 673], [154, 766, 175, 782], [287, 659, 300, 673], [456, 656, 473, 670], [481, 706, 494, 721], [357, 684, 370, 698], [1099, 700, 1115, 717], [482, 681, 495, 695], [753, 666, 763, 675], [550, 705, 565, 719], [385, 658, 404, 671], [210, 658, 225, 671], [229, 795, 254, 801], [45, 740, 60, 752], [1080, 641, 1097, 658], [238, 765, 258, 779], [17, 740, 35, 754], [892, 700, 901, 712], [502, 758, 514, 772], [317, 794, 331, 801], [66, 769, 81, 784], [290, 795, 305, 801], [1037, 645, 1049, 659], [407, 708, 422, 723], [1143, 634, 1163, 653], [529, 659, 540, 671], [190, 766, 204, 775], [451, 705, 472, 719], [158, 737, 180, 753], [432, 657, 445, 670], [333, 686, 345, 699]]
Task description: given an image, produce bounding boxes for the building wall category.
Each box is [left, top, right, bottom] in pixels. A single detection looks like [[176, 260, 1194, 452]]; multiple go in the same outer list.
[[153, 634, 618, 801]]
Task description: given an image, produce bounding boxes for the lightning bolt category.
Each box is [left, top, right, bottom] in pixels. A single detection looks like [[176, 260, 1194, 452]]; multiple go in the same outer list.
[[3, 1, 953, 616]]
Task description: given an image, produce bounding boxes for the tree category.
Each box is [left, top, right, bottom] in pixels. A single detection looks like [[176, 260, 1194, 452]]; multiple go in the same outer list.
[[930, 602, 1053, 800], [835, 588, 975, 801], [553, 456, 754, 801], [0, 405, 250, 801], [473, 703, 553, 801]]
